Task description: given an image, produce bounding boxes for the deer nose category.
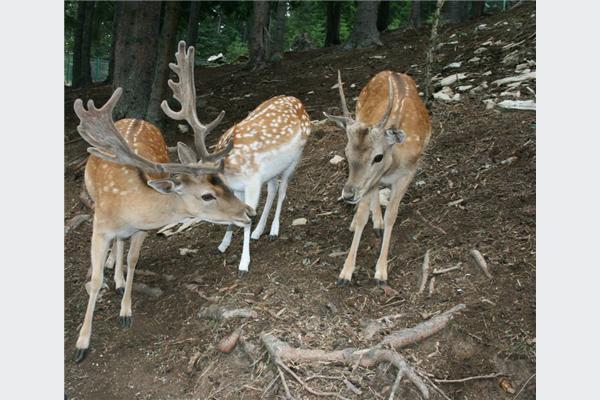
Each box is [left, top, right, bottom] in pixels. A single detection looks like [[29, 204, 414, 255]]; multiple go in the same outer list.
[[342, 185, 357, 203]]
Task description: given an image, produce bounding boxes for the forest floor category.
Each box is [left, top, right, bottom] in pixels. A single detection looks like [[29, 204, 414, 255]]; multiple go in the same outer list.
[[64, 4, 536, 400]]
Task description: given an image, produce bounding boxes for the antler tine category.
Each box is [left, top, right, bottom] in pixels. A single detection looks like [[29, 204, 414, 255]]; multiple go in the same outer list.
[[161, 40, 232, 163], [337, 70, 352, 119], [376, 76, 395, 129], [74, 87, 225, 176]]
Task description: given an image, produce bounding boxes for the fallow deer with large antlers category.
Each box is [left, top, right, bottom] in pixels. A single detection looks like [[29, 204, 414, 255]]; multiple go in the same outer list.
[[324, 70, 431, 286], [163, 42, 311, 276], [72, 49, 254, 362]]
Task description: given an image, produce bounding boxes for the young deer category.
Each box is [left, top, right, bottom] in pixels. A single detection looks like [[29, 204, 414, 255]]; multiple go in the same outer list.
[[324, 70, 431, 286], [162, 42, 311, 276], [72, 70, 254, 361]]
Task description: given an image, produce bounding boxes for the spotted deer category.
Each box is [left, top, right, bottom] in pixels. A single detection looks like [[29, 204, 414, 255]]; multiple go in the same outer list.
[[324, 70, 431, 286], [162, 42, 311, 276], [72, 64, 254, 361]]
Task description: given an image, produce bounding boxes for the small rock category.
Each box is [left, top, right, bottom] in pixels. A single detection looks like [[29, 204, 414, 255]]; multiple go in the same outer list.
[[350, 83, 356, 88], [292, 218, 307, 226], [443, 61, 462, 70], [457, 85, 473, 92], [329, 154, 345, 165], [468, 57, 481, 63], [482, 70, 492, 76], [474, 47, 487, 54], [415, 180, 426, 188], [306, 90, 314, 95], [179, 248, 198, 256], [439, 73, 467, 87]]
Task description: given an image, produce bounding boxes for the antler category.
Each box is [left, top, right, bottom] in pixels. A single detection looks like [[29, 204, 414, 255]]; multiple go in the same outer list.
[[74, 87, 224, 176], [337, 70, 353, 120], [161, 41, 232, 162], [376, 76, 396, 129]]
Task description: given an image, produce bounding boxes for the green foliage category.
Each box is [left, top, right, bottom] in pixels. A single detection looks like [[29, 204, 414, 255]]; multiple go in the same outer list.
[[388, 1, 412, 30]]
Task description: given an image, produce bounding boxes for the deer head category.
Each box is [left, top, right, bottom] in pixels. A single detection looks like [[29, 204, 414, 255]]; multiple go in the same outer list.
[[324, 71, 406, 204]]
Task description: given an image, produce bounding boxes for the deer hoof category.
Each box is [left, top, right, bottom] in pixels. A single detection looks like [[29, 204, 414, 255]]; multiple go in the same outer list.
[[336, 278, 351, 287], [116, 287, 125, 296], [118, 316, 132, 329], [238, 270, 248, 279], [74, 348, 88, 363], [374, 228, 383, 238], [269, 235, 278, 241], [374, 279, 387, 287]]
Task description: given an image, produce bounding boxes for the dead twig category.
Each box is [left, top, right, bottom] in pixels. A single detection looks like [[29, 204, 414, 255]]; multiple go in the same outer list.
[[418, 249, 431, 294], [415, 209, 447, 235], [64, 214, 91, 235], [428, 276, 436, 297], [434, 372, 507, 383], [514, 373, 535, 400], [470, 249, 493, 279], [277, 365, 294, 399], [432, 264, 462, 275]]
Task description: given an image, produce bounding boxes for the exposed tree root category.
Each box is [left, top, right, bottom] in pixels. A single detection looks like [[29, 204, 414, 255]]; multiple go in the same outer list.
[[64, 214, 91, 235], [418, 249, 431, 294], [261, 304, 466, 399]]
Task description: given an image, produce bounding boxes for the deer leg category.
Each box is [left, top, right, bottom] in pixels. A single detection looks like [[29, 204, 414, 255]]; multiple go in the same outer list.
[[75, 229, 112, 362], [113, 239, 125, 295], [370, 189, 384, 238], [251, 178, 278, 240], [374, 170, 416, 285], [337, 195, 370, 286], [118, 231, 148, 329], [239, 181, 261, 277], [218, 191, 244, 252], [269, 158, 299, 239]]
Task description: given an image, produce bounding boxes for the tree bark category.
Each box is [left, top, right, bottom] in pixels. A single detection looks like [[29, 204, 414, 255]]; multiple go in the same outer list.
[[377, 1, 391, 32], [344, 0, 382, 49], [270, 1, 287, 60], [248, 1, 270, 70], [113, 1, 161, 119], [106, 2, 121, 84], [470, 0, 485, 18], [72, 2, 95, 88], [442, 0, 471, 24], [148, 1, 181, 124], [186, 1, 200, 47], [324, 1, 342, 47]]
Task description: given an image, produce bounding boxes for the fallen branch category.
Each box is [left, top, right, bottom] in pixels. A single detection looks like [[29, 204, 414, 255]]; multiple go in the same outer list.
[[469, 249, 492, 279], [198, 304, 258, 321], [428, 276, 436, 297], [514, 373, 536, 400], [432, 264, 462, 276], [361, 313, 404, 340], [418, 250, 431, 294]]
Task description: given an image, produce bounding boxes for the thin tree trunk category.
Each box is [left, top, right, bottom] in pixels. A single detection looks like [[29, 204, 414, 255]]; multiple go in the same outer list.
[[72, 1, 89, 88], [377, 1, 391, 32], [442, 0, 470, 24], [113, 1, 161, 119], [187, 1, 200, 48], [80, 2, 96, 87], [106, 2, 121, 84], [248, 1, 270, 70], [470, 1, 485, 18], [424, 0, 446, 107], [344, 0, 382, 49], [270, 1, 287, 60], [324, 2, 342, 47], [148, 1, 181, 124], [410, 0, 422, 29]]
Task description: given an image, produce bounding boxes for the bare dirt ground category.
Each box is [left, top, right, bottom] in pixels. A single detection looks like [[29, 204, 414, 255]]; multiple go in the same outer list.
[[64, 4, 536, 399]]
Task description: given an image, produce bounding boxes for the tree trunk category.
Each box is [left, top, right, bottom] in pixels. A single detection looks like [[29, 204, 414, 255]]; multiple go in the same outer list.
[[148, 1, 181, 124], [186, 1, 200, 47], [324, 2, 342, 47], [377, 1, 391, 32], [113, 1, 161, 119], [410, 0, 422, 28], [470, 1, 485, 18], [248, 1, 270, 70], [72, 2, 95, 88], [106, 2, 121, 84], [270, 1, 287, 60], [344, 1, 382, 49], [441, 0, 470, 24]]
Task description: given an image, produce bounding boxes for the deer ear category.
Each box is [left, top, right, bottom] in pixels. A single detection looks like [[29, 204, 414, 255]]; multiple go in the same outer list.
[[384, 128, 406, 145], [323, 112, 351, 129], [147, 178, 183, 194], [177, 142, 198, 164]]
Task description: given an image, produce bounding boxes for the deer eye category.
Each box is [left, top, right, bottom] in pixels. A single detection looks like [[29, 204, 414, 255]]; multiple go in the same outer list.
[[201, 193, 216, 201], [372, 154, 384, 164]]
